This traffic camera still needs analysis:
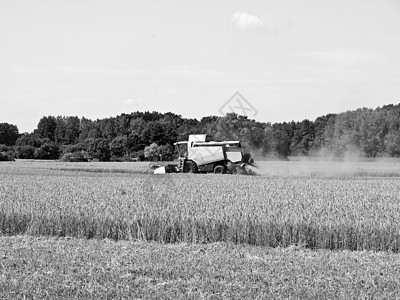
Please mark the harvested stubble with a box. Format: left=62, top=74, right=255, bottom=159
left=1, top=171, right=400, bottom=251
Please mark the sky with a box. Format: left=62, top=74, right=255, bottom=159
left=1, top=0, right=400, bottom=133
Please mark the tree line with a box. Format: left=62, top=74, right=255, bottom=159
left=1, top=103, right=400, bottom=161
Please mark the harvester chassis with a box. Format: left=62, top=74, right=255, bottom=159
left=181, top=159, right=255, bottom=175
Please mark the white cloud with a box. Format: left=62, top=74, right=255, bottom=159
left=294, top=48, right=396, bottom=83
left=297, top=48, right=388, bottom=66
left=123, top=98, right=143, bottom=106
left=165, top=64, right=222, bottom=80
left=53, top=66, right=109, bottom=74
left=230, top=11, right=291, bottom=33
left=230, top=11, right=264, bottom=31
left=264, top=17, right=292, bottom=33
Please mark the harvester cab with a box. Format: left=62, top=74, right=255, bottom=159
left=153, top=134, right=256, bottom=175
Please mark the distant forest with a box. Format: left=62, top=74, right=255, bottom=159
left=1, top=103, right=400, bottom=161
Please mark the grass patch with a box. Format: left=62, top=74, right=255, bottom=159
left=1, top=235, right=399, bottom=299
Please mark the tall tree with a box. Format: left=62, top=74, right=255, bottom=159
left=36, top=116, right=57, bottom=141
left=0, top=123, right=19, bottom=146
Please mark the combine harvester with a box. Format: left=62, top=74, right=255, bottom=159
left=153, top=134, right=257, bottom=175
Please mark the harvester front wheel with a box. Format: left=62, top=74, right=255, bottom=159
left=213, top=165, right=225, bottom=174
left=183, top=160, right=197, bottom=173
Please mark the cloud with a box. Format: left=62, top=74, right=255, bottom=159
left=53, top=66, right=106, bottom=73
left=230, top=11, right=292, bottom=33
left=230, top=11, right=265, bottom=31
left=264, top=17, right=292, bottom=33
left=294, top=48, right=396, bottom=82
left=297, top=48, right=388, bottom=66
left=165, top=64, right=222, bottom=80
left=123, top=99, right=143, bottom=106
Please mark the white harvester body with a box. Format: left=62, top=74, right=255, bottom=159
left=153, top=134, right=255, bottom=174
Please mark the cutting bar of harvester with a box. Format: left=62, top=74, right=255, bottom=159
left=152, top=162, right=258, bottom=175
left=151, top=164, right=178, bottom=174
left=227, top=162, right=258, bottom=175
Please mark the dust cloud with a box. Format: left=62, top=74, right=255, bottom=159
left=249, top=147, right=400, bottom=177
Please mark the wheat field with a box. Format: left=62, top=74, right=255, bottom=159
left=1, top=160, right=400, bottom=251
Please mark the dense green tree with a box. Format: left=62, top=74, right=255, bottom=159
left=36, top=116, right=57, bottom=141
left=144, top=142, right=161, bottom=161
left=87, top=138, right=111, bottom=161
left=0, top=151, right=14, bottom=161
left=9, top=103, right=400, bottom=160
left=271, top=124, right=291, bottom=158
left=290, top=120, right=315, bottom=156
left=126, top=132, right=145, bottom=152
left=15, top=133, right=43, bottom=148
left=110, top=136, right=127, bottom=158
left=63, top=116, right=80, bottom=144
left=78, top=117, right=94, bottom=141
left=14, top=145, right=35, bottom=159
left=0, top=123, right=19, bottom=146
left=33, top=141, right=60, bottom=160
left=144, top=143, right=174, bottom=161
